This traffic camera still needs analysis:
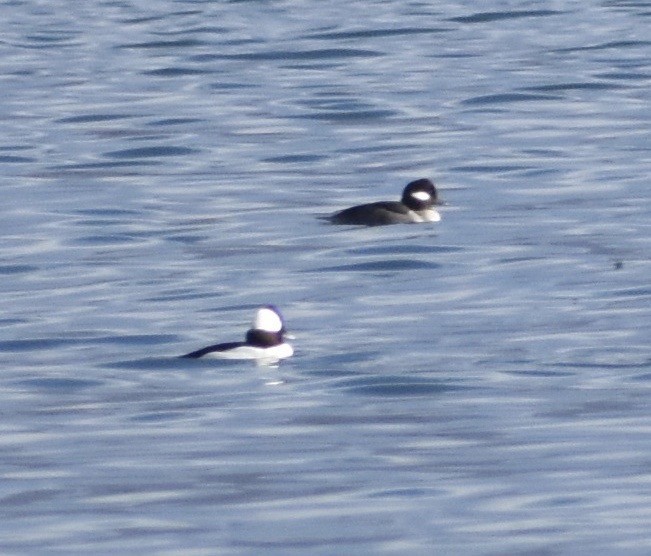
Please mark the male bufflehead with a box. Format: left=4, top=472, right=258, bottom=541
left=181, top=305, right=294, bottom=362
left=328, top=178, right=442, bottom=226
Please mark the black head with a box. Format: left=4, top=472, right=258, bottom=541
left=244, top=305, right=288, bottom=347
left=401, top=178, right=439, bottom=211
left=245, top=328, right=284, bottom=347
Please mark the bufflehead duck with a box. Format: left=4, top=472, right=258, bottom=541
left=328, top=178, right=442, bottom=226
left=181, top=305, right=294, bottom=362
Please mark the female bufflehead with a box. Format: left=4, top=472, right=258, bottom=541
left=182, top=305, right=294, bottom=362
left=328, top=178, right=442, bottom=226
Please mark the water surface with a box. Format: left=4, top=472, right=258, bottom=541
left=1, top=1, right=650, bottom=554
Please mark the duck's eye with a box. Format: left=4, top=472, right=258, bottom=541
left=411, top=191, right=431, bottom=202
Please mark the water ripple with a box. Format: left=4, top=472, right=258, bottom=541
left=302, top=27, right=450, bottom=40
left=336, top=375, right=467, bottom=397
left=450, top=10, right=562, bottom=23
left=103, top=146, right=200, bottom=159
left=313, top=259, right=440, bottom=272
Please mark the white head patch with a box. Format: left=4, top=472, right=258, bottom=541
left=253, top=307, right=283, bottom=332
left=411, top=190, right=431, bottom=202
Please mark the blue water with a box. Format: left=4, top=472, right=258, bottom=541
left=1, top=1, right=650, bottom=553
